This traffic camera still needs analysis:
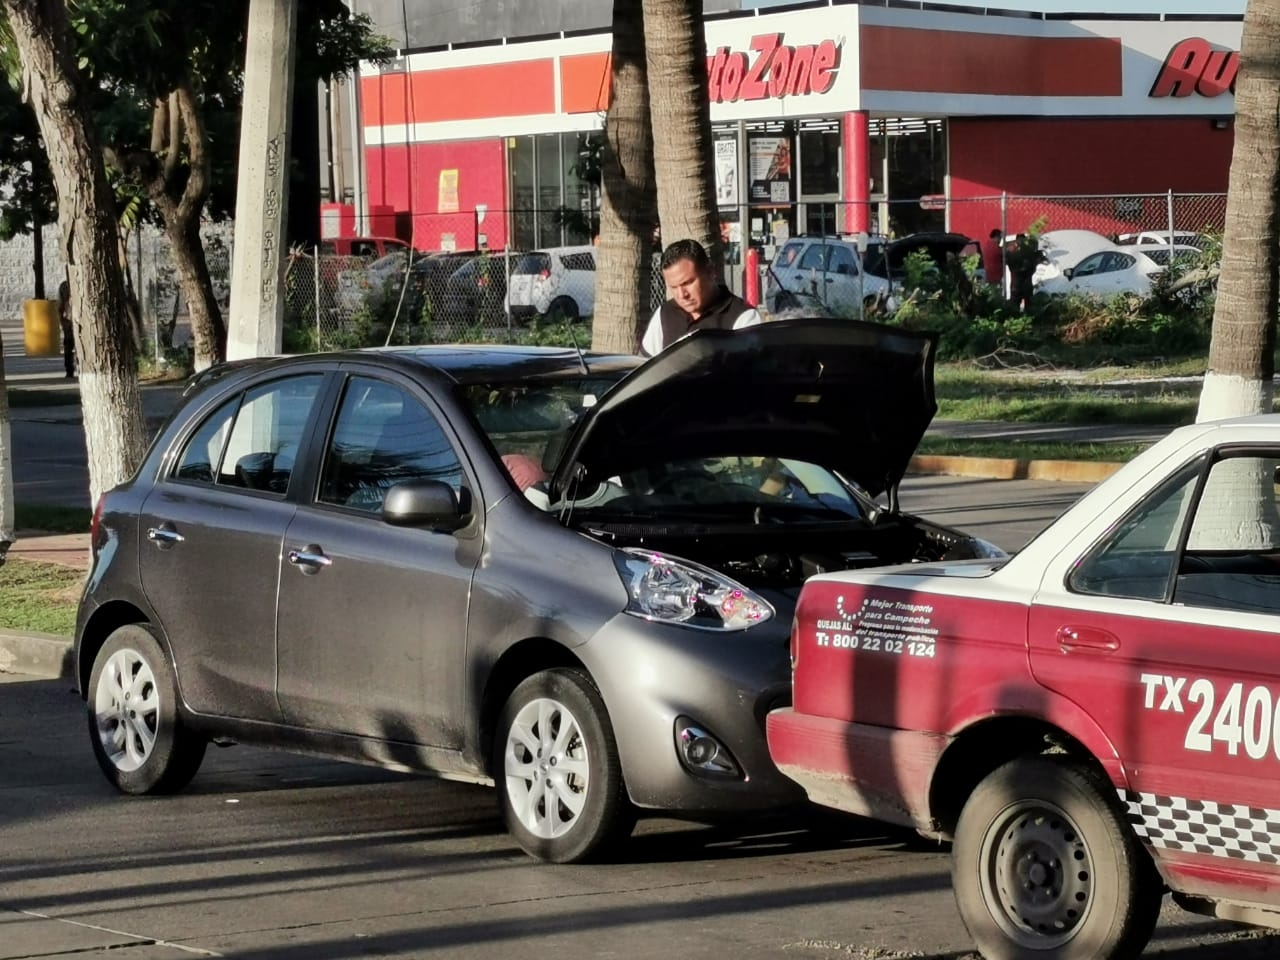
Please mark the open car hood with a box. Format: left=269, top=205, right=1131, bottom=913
left=549, top=317, right=937, bottom=500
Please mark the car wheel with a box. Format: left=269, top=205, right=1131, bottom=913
left=87, top=625, right=207, bottom=795
left=495, top=668, right=633, bottom=863
left=952, top=756, right=1162, bottom=960
left=543, top=296, right=580, bottom=324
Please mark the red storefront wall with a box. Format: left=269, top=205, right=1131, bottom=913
left=948, top=117, right=1233, bottom=240
left=366, top=140, right=509, bottom=252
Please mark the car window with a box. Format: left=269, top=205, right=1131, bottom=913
left=350, top=241, right=378, bottom=258
left=174, top=398, right=238, bottom=483
left=1174, top=455, right=1280, bottom=614
left=1104, top=253, right=1135, bottom=273
left=1072, top=253, right=1106, bottom=277
left=1143, top=248, right=1172, bottom=267
left=1069, top=457, right=1205, bottom=601
left=561, top=252, right=596, bottom=272
left=825, top=245, right=858, bottom=276
left=798, top=244, right=833, bottom=272
left=775, top=241, right=805, bottom=269
left=460, top=376, right=624, bottom=474
left=173, top=375, right=322, bottom=494
left=515, top=253, right=551, bottom=276
left=318, top=377, right=463, bottom=514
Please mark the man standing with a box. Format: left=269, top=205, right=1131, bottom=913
left=640, top=239, right=762, bottom=356
left=57, top=278, right=76, bottom=378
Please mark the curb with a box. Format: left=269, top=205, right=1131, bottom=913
left=910, top=454, right=1125, bottom=484
left=0, top=629, right=73, bottom=680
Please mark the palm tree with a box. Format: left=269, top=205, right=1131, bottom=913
left=1, top=0, right=147, bottom=506
left=1196, top=0, right=1280, bottom=423
left=592, top=0, right=658, bottom=354
left=641, top=0, right=719, bottom=263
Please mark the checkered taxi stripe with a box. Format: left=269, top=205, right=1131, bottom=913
left=1122, top=790, right=1280, bottom=864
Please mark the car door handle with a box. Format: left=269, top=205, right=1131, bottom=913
left=146, top=524, right=185, bottom=548
left=288, top=544, right=332, bottom=574
left=1056, top=625, right=1120, bottom=653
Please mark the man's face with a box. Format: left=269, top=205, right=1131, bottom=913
left=662, top=257, right=717, bottom=317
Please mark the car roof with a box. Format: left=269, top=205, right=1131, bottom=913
left=180, top=347, right=642, bottom=411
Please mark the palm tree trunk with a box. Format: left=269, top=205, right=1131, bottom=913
left=3, top=0, right=147, bottom=507
left=1197, top=0, right=1280, bottom=422
left=592, top=0, right=658, bottom=354
left=641, top=0, right=720, bottom=264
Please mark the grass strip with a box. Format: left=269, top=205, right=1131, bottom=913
left=0, top=558, right=81, bottom=636
left=915, top=436, right=1151, bottom=463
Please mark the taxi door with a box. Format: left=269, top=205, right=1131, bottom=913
left=1027, top=448, right=1280, bottom=903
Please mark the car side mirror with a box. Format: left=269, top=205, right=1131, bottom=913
left=382, top=479, right=471, bottom=531
left=1063, top=268, right=1074, bottom=280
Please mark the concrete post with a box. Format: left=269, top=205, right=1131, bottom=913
left=227, top=0, right=299, bottom=360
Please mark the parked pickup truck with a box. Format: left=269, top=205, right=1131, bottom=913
left=768, top=416, right=1280, bottom=960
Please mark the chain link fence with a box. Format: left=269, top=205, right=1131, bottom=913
left=283, top=214, right=668, bottom=349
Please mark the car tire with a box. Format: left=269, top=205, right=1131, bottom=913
left=952, top=755, right=1162, bottom=960
left=494, top=668, right=633, bottom=863
left=543, top=296, right=580, bottom=324
left=87, top=625, right=207, bottom=795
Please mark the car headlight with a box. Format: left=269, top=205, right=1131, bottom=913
left=613, top=548, right=774, bottom=631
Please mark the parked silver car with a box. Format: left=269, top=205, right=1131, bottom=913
left=74, top=318, right=999, bottom=862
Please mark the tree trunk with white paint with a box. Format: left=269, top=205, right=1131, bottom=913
left=3, top=0, right=147, bottom=507
left=592, top=0, right=658, bottom=354
left=1197, top=0, right=1280, bottom=423
left=642, top=0, right=720, bottom=264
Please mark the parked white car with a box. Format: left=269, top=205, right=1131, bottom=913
left=506, top=245, right=596, bottom=323
left=765, top=237, right=892, bottom=317
left=1037, top=242, right=1200, bottom=297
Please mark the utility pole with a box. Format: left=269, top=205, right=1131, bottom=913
left=227, top=0, right=299, bottom=360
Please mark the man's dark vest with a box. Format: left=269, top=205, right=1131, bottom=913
left=658, top=285, right=753, bottom=348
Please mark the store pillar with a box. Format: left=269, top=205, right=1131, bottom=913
left=843, top=111, right=870, bottom=235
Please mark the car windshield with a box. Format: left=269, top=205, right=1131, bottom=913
left=459, top=375, right=871, bottom=523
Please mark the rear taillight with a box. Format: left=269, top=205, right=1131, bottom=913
left=90, top=496, right=104, bottom=551
left=539, top=269, right=550, bottom=280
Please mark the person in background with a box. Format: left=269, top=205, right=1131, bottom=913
left=985, top=228, right=1005, bottom=290
left=640, top=239, right=762, bottom=357
left=57, top=278, right=76, bottom=379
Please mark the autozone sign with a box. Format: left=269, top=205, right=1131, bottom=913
left=1150, top=37, right=1238, bottom=98
left=707, top=33, right=841, bottom=103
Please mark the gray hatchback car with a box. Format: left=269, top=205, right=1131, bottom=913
left=75, top=317, right=999, bottom=862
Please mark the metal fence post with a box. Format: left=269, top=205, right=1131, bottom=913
left=313, top=245, right=321, bottom=350
left=1000, top=191, right=1010, bottom=300
left=1167, top=188, right=1176, bottom=247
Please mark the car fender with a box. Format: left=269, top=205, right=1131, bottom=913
left=941, top=678, right=1130, bottom=789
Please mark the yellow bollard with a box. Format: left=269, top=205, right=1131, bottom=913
left=22, top=299, right=61, bottom=358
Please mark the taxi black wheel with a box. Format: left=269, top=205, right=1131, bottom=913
left=87, top=625, right=207, bottom=795
left=952, top=755, right=1162, bottom=960
left=494, top=668, right=633, bottom=863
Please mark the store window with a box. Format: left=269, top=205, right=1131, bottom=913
left=508, top=132, right=601, bottom=251
left=869, top=118, right=948, bottom=237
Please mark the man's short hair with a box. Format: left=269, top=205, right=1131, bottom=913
left=660, top=238, right=712, bottom=272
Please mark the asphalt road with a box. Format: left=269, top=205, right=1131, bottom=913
left=3, top=673, right=1279, bottom=960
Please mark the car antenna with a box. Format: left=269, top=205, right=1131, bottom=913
left=563, top=316, right=589, bottom=374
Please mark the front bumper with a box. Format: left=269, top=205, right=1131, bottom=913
left=766, top=708, right=950, bottom=833
left=583, top=614, right=806, bottom=816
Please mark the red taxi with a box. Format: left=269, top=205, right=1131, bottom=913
left=768, top=415, right=1280, bottom=960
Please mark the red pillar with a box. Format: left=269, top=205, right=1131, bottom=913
left=843, top=111, right=870, bottom=235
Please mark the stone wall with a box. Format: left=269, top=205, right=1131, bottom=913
left=0, top=223, right=234, bottom=333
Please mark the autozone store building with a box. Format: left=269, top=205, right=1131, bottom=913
left=354, top=3, right=1241, bottom=259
